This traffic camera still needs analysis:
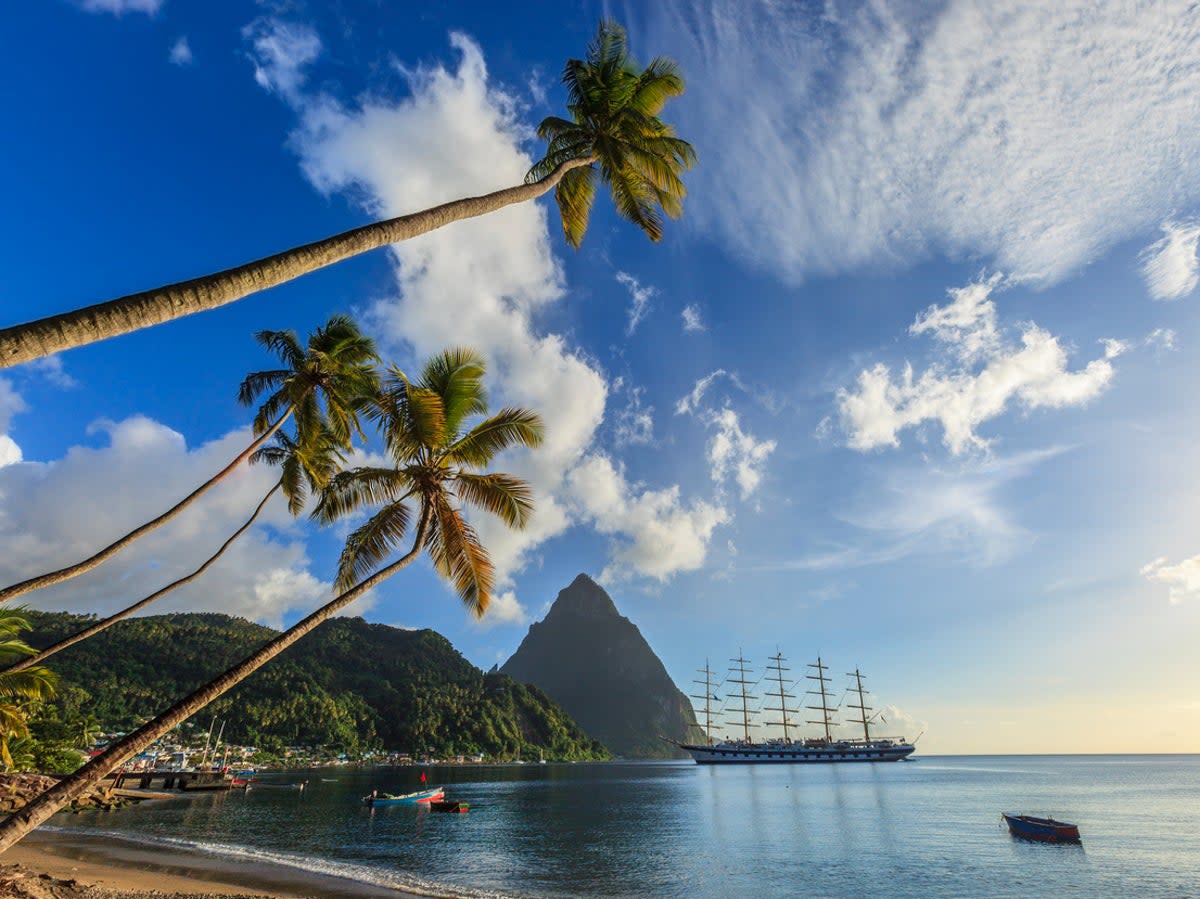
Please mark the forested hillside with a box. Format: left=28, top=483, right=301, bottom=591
left=25, top=611, right=609, bottom=761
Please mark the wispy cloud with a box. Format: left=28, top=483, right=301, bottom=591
left=76, top=0, right=162, bottom=15
left=169, top=36, right=193, bottom=66
left=837, top=276, right=1121, bottom=454
left=681, top=304, right=705, bottom=332
left=243, top=18, right=321, bottom=102
left=1141, top=555, right=1200, bottom=604
left=615, top=271, right=655, bottom=336
left=1140, top=221, right=1200, bottom=301
left=639, top=1, right=1200, bottom=286
left=675, top=371, right=775, bottom=499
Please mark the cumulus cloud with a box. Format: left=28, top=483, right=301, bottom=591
left=76, top=0, right=161, bottom=15
left=246, top=25, right=738, bottom=595
left=474, top=589, right=529, bottom=629
left=838, top=277, right=1120, bottom=454
left=675, top=371, right=775, bottom=498
left=615, top=271, right=655, bottom=336
left=1141, top=555, right=1200, bottom=604
left=0, top=417, right=334, bottom=628
left=567, top=454, right=728, bottom=583
left=1140, top=221, right=1200, bottom=300
left=169, top=37, right=193, bottom=66
left=637, top=1, right=1200, bottom=286
left=681, top=304, right=705, bottom=332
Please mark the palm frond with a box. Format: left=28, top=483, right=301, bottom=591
left=335, top=502, right=412, bottom=592
left=453, top=472, right=535, bottom=529
left=314, top=467, right=411, bottom=525
left=426, top=496, right=493, bottom=618
left=419, top=348, right=487, bottom=438
left=444, top=407, right=545, bottom=467
left=555, top=164, right=598, bottom=249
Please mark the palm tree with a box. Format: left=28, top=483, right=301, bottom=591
left=0, top=608, right=57, bottom=771
left=0, top=347, right=541, bottom=851
left=526, top=19, right=696, bottom=249
left=1, top=426, right=346, bottom=675
left=0, top=315, right=378, bottom=605
left=0, top=21, right=693, bottom=369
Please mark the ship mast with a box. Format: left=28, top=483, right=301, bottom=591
left=762, top=650, right=798, bottom=743
left=845, top=668, right=873, bottom=743
left=690, top=660, right=721, bottom=745
left=804, top=656, right=837, bottom=742
left=726, top=651, right=759, bottom=743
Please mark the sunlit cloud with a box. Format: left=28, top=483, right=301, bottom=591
left=838, top=277, right=1121, bottom=454
left=1141, top=555, right=1200, bottom=604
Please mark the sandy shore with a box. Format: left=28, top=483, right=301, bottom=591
left=0, top=829, right=422, bottom=898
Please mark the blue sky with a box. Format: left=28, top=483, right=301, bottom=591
left=3, top=0, right=1199, bottom=754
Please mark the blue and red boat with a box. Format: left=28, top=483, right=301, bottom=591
left=1002, top=813, right=1081, bottom=843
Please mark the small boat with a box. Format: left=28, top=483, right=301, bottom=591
left=1002, top=813, right=1081, bottom=843
left=364, top=787, right=445, bottom=807
left=430, top=798, right=469, bottom=813
left=244, top=779, right=307, bottom=792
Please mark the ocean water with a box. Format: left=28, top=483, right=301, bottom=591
left=47, top=756, right=1200, bottom=898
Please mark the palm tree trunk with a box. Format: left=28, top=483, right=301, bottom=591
left=2, top=482, right=282, bottom=675
left=0, top=511, right=430, bottom=853
left=0, top=157, right=596, bottom=369
left=0, top=410, right=292, bottom=605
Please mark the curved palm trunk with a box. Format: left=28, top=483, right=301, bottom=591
left=0, top=513, right=430, bottom=853
left=0, top=410, right=292, bottom=605
left=2, top=483, right=282, bottom=676
left=0, top=158, right=595, bottom=369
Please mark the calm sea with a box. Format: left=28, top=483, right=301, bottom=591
left=44, top=756, right=1200, bottom=898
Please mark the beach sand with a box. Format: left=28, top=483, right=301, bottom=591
left=0, top=830, right=422, bottom=898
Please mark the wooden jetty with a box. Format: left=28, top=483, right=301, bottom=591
left=106, top=769, right=234, bottom=792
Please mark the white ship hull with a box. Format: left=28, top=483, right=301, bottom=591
left=679, top=740, right=915, bottom=764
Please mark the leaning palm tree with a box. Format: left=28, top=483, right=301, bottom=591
left=0, top=347, right=541, bottom=851
left=1, top=426, right=346, bottom=675
left=0, top=20, right=693, bottom=369
left=0, top=608, right=57, bottom=771
left=0, top=315, right=378, bottom=605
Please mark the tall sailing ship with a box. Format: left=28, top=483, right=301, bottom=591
left=674, top=652, right=917, bottom=764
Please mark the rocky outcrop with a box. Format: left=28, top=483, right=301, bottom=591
left=501, top=574, right=703, bottom=758
left=0, top=773, right=123, bottom=815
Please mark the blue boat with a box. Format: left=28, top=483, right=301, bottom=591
left=364, top=787, right=444, bottom=807
left=1002, top=813, right=1081, bottom=843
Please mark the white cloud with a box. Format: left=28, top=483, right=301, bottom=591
left=169, top=37, right=193, bottom=66
left=838, top=277, right=1120, bottom=454
left=1145, top=328, right=1177, bottom=350
left=615, top=271, right=656, bottom=336
left=639, top=1, right=1200, bottom=286
left=1140, top=221, right=1200, bottom=300
left=613, top=385, right=655, bottom=448
left=244, top=18, right=321, bottom=102
left=567, top=454, right=728, bottom=583
left=0, top=417, right=333, bottom=628
left=675, top=369, right=726, bottom=415
left=681, top=304, right=705, bottom=332
left=703, top=407, right=775, bottom=499
left=1141, top=555, right=1200, bottom=604
left=248, top=26, right=734, bottom=594
left=475, top=589, right=529, bottom=628
left=0, top=379, right=27, bottom=468
left=76, top=0, right=161, bottom=15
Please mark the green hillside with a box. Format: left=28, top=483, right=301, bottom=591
left=25, top=611, right=609, bottom=761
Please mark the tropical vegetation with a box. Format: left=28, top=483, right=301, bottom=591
left=23, top=610, right=609, bottom=761
left=0, top=608, right=58, bottom=771
left=0, top=20, right=693, bottom=368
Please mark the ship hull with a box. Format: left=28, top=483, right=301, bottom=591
left=678, top=741, right=915, bottom=764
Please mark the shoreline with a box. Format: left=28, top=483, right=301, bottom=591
left=0, top=828, right=424, bottom=899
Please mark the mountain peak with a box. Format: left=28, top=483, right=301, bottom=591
left=546, top=573, right=621, bottom=622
